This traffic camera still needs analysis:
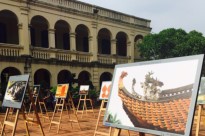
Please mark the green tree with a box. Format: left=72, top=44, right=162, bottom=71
left=138, top=28, right=205, bottom=60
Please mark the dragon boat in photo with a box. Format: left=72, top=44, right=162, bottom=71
left=118, top=71, right=193, bottom=134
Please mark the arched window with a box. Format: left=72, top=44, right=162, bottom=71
left=30, top=16, right=49, bottom=48
left=75, top=24, right=89, bottom=52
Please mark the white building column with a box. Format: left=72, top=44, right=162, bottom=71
left=111, top=39, right=117, bottom=63
left=129, top=32, right=135, bottom=62
left=70, top=32, right=76, bottom=51
left=19, top=7, right=30, bottom=55
left=90, top=21, right=98, bottom=62
left=127, top=41, right=132, bottom=63
left=48, top=29, right=55, bottom=49
left=111, top=39, right=117, bottom=55
left=70, top=32, right=76, bottom=61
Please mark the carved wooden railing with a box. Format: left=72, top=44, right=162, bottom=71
left=0, top=43, right=22, bottom=57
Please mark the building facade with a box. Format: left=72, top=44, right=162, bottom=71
left=0, top=0, right=151, bottom=92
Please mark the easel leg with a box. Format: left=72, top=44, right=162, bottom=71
left=83, top=98, right=87, bottom=117
left=113, top=128, right=121, bottom=136
left=21, top=106, right=30, bottom=136
left=89, top=99, right=95, bottom=118
left=139, top=132, right=145, bottom=136
left=69, top=95, right=76, bottom=114
left=57, top=100, right=64, bottom=133
left=94, top=100, right=104, bottom=135
left=127, top=130, right=130, bottom=136
left=75, top=114, right=81, bottom=130
left=76, top=96, right=81, bottom=116
left=12, top=109, right=20, bottom=136
left=1, top=108, right=10, bottom=136
left=81, top=97, right=86, bottom=118
left=195, top=104, right=202, bottom=136
left=49, top=102, right=57, bottom=131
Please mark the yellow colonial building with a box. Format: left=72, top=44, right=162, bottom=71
left=0, top=0, right=151, bottom=91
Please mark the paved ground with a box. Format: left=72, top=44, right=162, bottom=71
left=0, top=108, right=205, bottom=136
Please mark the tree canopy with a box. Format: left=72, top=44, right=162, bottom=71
left=138, top=28, right=205, bottom=60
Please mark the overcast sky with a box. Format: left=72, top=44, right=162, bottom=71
left=78, top=0, right=205, bottom=35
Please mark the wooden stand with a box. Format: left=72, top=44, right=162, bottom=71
left=38, top=100, right=50, bottom=122
left=195, top=104, right=204, bottom=136
left=0, top=120, right=6, bottom=135
left=76, top=94, right=95, bottom=118
left=1, top=87, right=45, bottom=136
left=49, top=97, right=81, bottom=133
left=65, top=92, right=76, bottom=114
left=28, top=95, right=38, bottom=115
left=94, top=100, right=111, bottom=136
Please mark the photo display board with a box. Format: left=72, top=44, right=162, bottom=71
left=99, top=81, right=112, bottom=100
left=55, top=84, right=69, bottom=98
left=32, top=85, right=40, bottom=98
left=197, top=77, right=205, bottom=104
left=2, top=75, right=30, bottom=109
left=79, top=85, right=89, bottom=95
left=103, top=54, right=204, bottom=136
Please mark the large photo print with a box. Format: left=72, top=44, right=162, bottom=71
left=103, top=55, right=204, bottom=136
left=2, top=75, right=30, bottom=109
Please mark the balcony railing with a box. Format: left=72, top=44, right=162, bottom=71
left=116, top=56, right=130, bottom=64
left=56, top=50, right=72, bottom=61
left=36, top=0, right=150, bottom=27
left=1, top=45, right=130, bottom=64
left=31, top=47, right=93, bottom=63
left=98, top=54, right=113, bottom=64
left=0, top=43, right=22, bottom=57
left=31, top=47, right=50, bottom=59
left=76, top=52, right=92, bottom=63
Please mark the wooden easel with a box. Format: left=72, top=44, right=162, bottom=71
left=113, top=128, right=143, bottom=136
left=65, top=92, right=76, bottom=114
left=28, top=86, right=50, bottom=123
left=1, top=86, right=45, bottom=136
left=0, top=121, right=5, bottom=136
left=49, top=97, right=81, bottom=133
left=28, top=94, right=38, bottom=115
left=49, top=98, right=64, bottom=133
left=76, top=94, right=95, bottom=118
left=94, top=100, right=111, bottom=136
left=195, top=104, right=204, bottom=136
left=38, top=100, right=50, bottom=122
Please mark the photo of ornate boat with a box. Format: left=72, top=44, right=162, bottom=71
left=118, top=71, right=193, bottom=134
left=104, top=55, right=203, bottom=136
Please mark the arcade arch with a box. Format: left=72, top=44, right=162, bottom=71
left=30, top=16, right=49, bottom=48
left=116, top=32, right=128, bottom=56
left=98, top=28, right=111, bottom=55
left=0, top=10, right=18, bottom=44
left=55, top=20, right=70, bottom=50
left=34, top=69, right=51, bottom=89
left=75, top=24, right=89, bottom=52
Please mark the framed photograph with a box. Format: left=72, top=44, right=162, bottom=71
left=55, top=84, right=69, bottom=98
left=32, top=85, right=40, bottom=98
left=197, top=77, right=205, bottom=104
left=103, top=54, right=204, bottom=136
left=2, top=75, right=30, bottom=109
left=79, top=85, right=89, bottom=95
left=99, top=81, right=112, bottom=100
